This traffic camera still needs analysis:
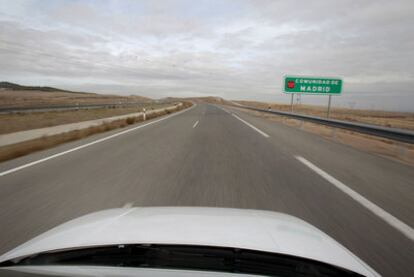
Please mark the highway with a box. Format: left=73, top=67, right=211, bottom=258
left=0, top=103, right=413, bottom=276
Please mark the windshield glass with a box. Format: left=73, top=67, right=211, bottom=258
left=1, top=244, right=363, bottom=277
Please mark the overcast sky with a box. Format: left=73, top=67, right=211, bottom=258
left=1, top=0, right=413, bottom=111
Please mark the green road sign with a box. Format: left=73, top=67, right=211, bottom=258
left=284, top=76, right=342, bottom=95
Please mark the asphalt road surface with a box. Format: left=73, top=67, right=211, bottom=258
left=0, top=103, right=413, bottom=276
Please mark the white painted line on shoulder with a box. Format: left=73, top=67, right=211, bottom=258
left=193, top=120, right=199, bottom=128
left=296, top=155, right=414, bottom=241
left=232, top=114, right=270, bottom=138
left=0, top=104, right=196, bottom=177
left=215, top=105, right=231, bottom=114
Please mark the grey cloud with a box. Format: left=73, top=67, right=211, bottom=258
left=0, top=0, right=413, bottom=111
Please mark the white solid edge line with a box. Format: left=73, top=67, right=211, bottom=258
left=296, top=155, right=414, bottom=241
left=215, top=105, right=231, bottom=114
left=232, top=113, right=270, bottom=138
left=193, top=120, right=199, bottom=128
left=0, top=104, right=196, bottom=177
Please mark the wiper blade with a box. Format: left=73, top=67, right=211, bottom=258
left=1, top=244, right=363, bottom=277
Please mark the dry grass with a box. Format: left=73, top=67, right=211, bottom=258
left=0, top=89, right=151, bottom=108
left=0, top=102, right=192, bottom=162
left=0, top=104, right=173, bottom=135
left=236, top=100, right=414, bottom=131
left=0, top=119, right=127, bottom=162
left=235, top=107, right=414, bottom=166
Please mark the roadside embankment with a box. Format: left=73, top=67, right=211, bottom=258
left=235, top=100, right=414, bottom=131
left=229, top=105, right=414, bottom=166
left=0, top=102, right=192, bottom=162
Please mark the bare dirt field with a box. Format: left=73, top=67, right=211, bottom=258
left=0, top=87, right=167, bottom=134
left=0, top=89, right=151, bottom=108
left=235, top=100, right=414, bottom=131
left=0, top=104, right=171, bottom=135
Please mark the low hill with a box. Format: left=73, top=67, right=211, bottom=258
left=0, top=82, right=152, bottom=108
left=0, top=82, right=80, bottom=93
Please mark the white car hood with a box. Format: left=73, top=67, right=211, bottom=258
left=0, top=207, right=378, bottom=276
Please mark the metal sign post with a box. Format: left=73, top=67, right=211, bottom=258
left=290, top=94, right=294, bottom=112
left=327, top=95, right=332, bottom=118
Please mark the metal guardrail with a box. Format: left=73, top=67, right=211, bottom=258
left=232, top=104, right=414, bottom=144
left=0, top=102, right=175, bottom=114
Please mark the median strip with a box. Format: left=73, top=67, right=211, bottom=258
left=0, top=103, right=195, bottom=177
